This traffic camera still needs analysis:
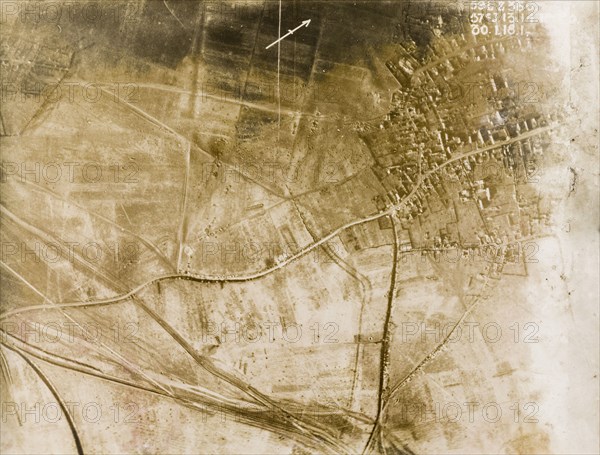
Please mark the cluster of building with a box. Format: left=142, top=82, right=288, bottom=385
left=366, top=16, right=560, bottom=255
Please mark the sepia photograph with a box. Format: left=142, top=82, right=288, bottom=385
left=0, top=1, right=598, bottom=453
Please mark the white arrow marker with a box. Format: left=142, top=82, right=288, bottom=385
left=266, top=19, right=311, bottom=49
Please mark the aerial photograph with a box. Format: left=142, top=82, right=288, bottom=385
left=0, top=0, right=598, bottom=453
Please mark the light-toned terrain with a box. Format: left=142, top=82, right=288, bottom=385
left=1, top=1, right=598, bottom=454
